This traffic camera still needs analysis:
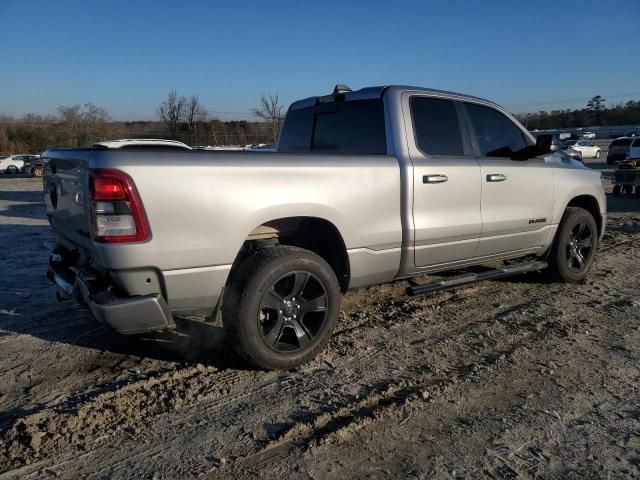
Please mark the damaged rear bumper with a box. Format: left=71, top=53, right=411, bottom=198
left=47, top=255, right=175, bottom=335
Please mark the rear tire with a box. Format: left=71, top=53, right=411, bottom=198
left=623, top=184, right=634, bottom=195
left=613, top=184, right=621, bottom=196
left=222, top=246, right=341, bottom=370
left=547, top=207, right=598, bottom=283
left=595, top=150, right=601, bottom=159
left=6, top=165, right=18, bottom=174
left=32, top=166, right=43, bottom=178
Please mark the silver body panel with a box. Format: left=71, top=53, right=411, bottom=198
left=43, top=85, right=606, bottom=314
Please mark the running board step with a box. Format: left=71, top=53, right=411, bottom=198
left=406, top=260, right=548, bottom=296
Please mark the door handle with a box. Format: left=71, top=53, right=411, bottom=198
left=423, top=174, right=448, bottom=184
left=486, top=174, right=507, bottom=182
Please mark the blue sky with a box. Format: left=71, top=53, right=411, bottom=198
left=1, top=0, right=639, bottom=120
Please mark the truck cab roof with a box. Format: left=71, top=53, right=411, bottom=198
left=288, top=85, right=497, bottom=111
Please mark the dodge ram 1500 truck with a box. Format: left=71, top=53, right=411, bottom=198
left=44, top=85, right=606, bottom=370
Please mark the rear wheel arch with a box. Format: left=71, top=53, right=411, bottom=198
left=231, top=216, right=350, bottom=292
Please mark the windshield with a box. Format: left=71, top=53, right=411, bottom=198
left=611, top=139, right=632, bottom=147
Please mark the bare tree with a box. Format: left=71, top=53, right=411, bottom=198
left=252, top=93, right=284, bottom=144
left=183, top=95, right=207, bottom=144
left=157, top=90, right=186, bottom=138
left=57, top=103, right=110, bottom=146
left=57, top=105, right=83, bottom=146
left=80, top=103, right=110, bottom=144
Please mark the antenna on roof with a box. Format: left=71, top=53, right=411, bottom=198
left=333, top=84, right=352, bottom=95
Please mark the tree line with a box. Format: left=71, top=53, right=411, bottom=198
left=516, top=96, right=640, bottom=130
left=4, top=93, right=639, bottom=155
left=0, top=91, right=285, bottom=154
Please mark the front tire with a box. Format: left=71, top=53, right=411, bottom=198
left=547, top=207, right=598, bottom=283
left=222, top=246, right=341, bottom=370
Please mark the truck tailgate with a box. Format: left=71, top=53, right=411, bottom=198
left=43, top=150, right=94, bottom=253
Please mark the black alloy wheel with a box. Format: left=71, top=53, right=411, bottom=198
left=566, top=221, right=594, bottom=273
left=258, top=271, right=328, bottom=352
left=222, top=245, right=341, bottom=370
left=547, top=207, right=598, bottom=283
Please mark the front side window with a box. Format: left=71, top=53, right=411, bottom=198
left=411, top=97, right=464, bottom=156
left=465, top=102, right=528, bottom=157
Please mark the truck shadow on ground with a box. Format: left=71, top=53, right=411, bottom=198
left=0, top=198, right=48, bottom=221
left=0, top=302, right=249, bottom=371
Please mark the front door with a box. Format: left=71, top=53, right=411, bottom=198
left=405, top=94, right=482, bottom=267
left=462, top=101, right=555, bottom=256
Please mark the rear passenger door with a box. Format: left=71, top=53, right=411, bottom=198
left=405, top=94, right=482, bottom=267
left=462, top=101, right=555, bottom=256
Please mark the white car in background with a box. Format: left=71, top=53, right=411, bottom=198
left=0, top=154, right=27, bottom=174
left=581, top=131, right=596, bottom=139
left=564, top=140, right=602, bottom=159
left=93, top=139, right=192, bottom=150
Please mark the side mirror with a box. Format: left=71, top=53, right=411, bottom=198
left=511, top=134, right=554, bottom=161
left=535, top=134, right=553, bottom=155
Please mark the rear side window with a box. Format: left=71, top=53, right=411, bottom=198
left=411, top=97, right=464, bottom=156
left=632, top=139, right=640, bottom=147
left=465, top=103, right=527, bottom=157
left=278, top=99, right=386, bottom=155
left=611, top=139, right=632, bottom=147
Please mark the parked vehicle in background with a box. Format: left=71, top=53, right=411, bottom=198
left=44, top=84, right=606, bottom=370
left=244, top=144, right=277, bottom=152
left=564, top=140, right=601, bottom=159
left=20, top=155, right=44, bottom=177
left=612, top=159, right=640, bottom=196
left=93, top=139, right=192, bottom=150
left=607, top=137, right=636, bottom=164
left=580, top=131, right=596, bottom=139
left=533, top=134, right=582, bottom=162
left=0, top=154, right=28, bottom=174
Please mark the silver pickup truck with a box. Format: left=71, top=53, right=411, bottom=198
left=44, top=85, right=606, bottom=370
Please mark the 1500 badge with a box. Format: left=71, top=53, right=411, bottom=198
left=528, top=218, right=546, bottom=224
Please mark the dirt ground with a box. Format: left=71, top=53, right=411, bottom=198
left=0, top=159, right=639, bottom=479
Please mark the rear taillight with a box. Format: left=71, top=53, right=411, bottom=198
left=89, top=169, right=150, bottom=243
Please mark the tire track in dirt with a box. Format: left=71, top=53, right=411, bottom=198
left=232, top=305, right=574, bottom=472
